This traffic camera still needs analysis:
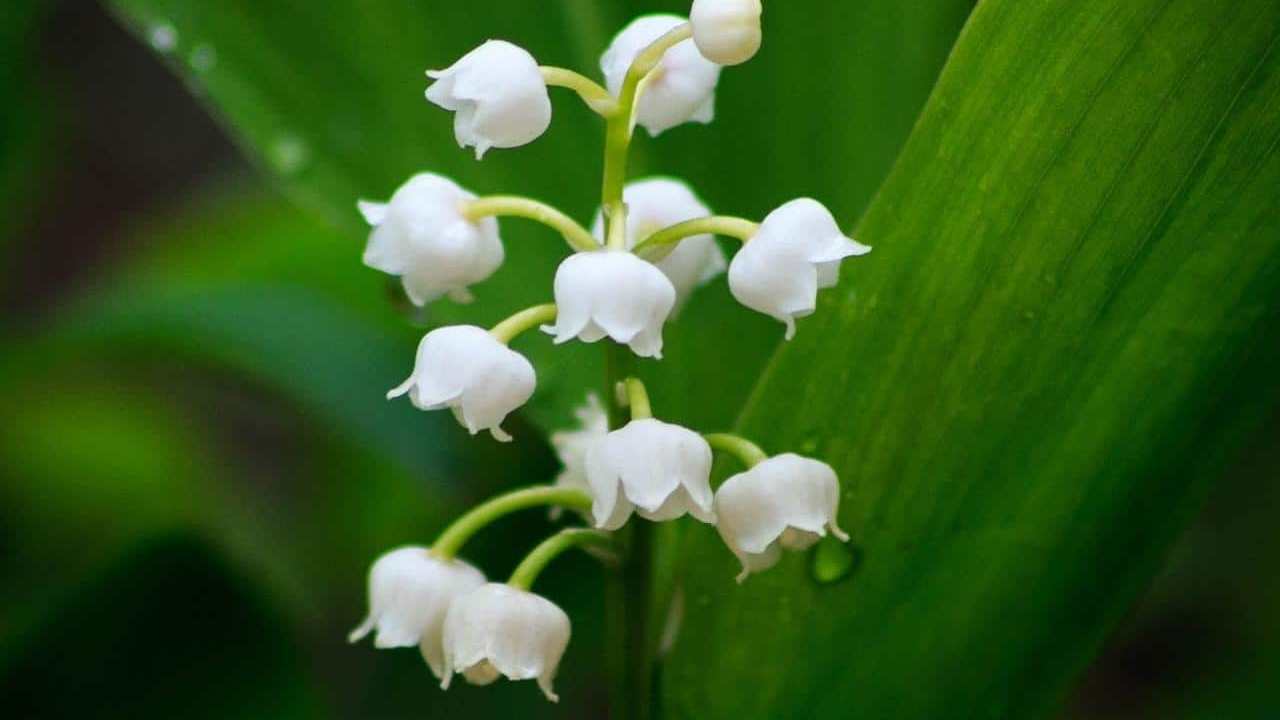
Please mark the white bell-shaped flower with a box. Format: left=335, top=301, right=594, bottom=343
left=714, top=454, right=849, bottom=582
left=691, top=0, right=763, bottom=65
left=590, top=178, right=726, bottom=311
left=601, top=14, right=722, bottom=136
left=349, top=546, right=486, bottom=678
left=359, top=173, right=504, bottom=306
left=585, top=418, right=715, bottom=530
left=426, top=40, right=552, bottom=158
left=551, top=393, right=610, bottom=499
left=544, top=251, right=676, bottom=358
left=388, top=325, right=535, bottom=442
left=727, top=198, right=871, bottom=339
left=441, top=583, right=571, bottom=702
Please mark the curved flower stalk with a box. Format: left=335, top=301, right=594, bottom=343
left=602, top=14, right=722, bottom=136
left=358, top=173, right=503, bottom=305
left=591, top=178, right=727, bottom=311
left=426, top=40, right=552, bottom=158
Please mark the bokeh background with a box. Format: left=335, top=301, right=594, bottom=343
left=1, top=1, right=1277, bottom=718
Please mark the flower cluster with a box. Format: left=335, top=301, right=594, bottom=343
left=350, top=1, right=867, bottom=703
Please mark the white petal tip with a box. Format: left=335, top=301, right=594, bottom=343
left=347, top=620, right=372, bottom=644
left=386, top=380, right=413, bottom=400
left=490, top=427, right=514, bottom=443
left=783, top=320, right=796, bottom=341
left=831, top=526, right=851, bottom=542
left=734, top=568, right=749, bottom=584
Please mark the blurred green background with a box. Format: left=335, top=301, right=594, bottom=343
left=1, top=1, right=1277, bottom=718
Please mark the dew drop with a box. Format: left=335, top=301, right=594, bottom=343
left=189, top=44, right=217, bottom=72
left=810, top=535, right=859, bottom=585
left=149, top=23, right=178, bottom=53
left=270, top=136, right=310, bottom=175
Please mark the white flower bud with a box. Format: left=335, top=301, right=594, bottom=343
left=591, top=178, right=726, bottom=312
left=691, top=0, right=763, bottom=65
left=426, top=40, right=552, bottom=158
left=727, top=198, right=871, bottom=339
left=544, top=251, right=676, bottom=358
left=586, top=418, right=715, bottom=529
left=349, top=547, right=485, bottom=679
left=388, top=325, right=535, bottom=442
left=601, top=15, right=722, bottom=136
left=714, top=454, right=849, bottom=582
left=358, top=173, right=504, bottom=306
left=441, top=583, right=571, bottom=702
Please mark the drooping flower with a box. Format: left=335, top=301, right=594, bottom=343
left=544, top=251, right=676, bottom=358
left=690, top=0, right=763, bottom=65
left=550, top=393, right=610, bottom=503
left=441, top=583, right=571, bottom=702
left=585, top=418, right=715, bottom=530
left=714, top=453, right=849, bottom=582
left=601, top=14, right=722, bottom=136
left=590, top=178, right=726, bottom=311
left=358, top=173, right=504, bottom=306
left=349, top=546, right=486, bottom=679
left=388, top=325, right=535, bottom=442
left=425, top=40, right=552, bottom=158
left=727, top=198, right=871, bottom=339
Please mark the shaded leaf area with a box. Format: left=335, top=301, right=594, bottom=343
left=666, top=0, right=1280, bottom=717
left=1062, top=409, right=1280, bottom=719
left=0, top=0, right=54, bottom=248
left=103, top=0, right=974, bottom=432
left=0, top=534, right=323, bottom=719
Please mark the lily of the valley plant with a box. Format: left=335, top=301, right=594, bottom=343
left=350, top=0, right=868, bottom=709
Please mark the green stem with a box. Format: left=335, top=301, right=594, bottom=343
left=601, top=22, right=694, bottom=250
left=508, top=529, right=617, bottom=590
left=632, top=216, right=760, bottom=257
left=431, top=486, right=592, bottom=560
left=622, top=377, right=653, bottom=420
left=541, top=66, right=619, bottom=117
left=704, top=433, right=769, bottom=468
left=490, top=303, right=557, bottom=344
left=604, top=345, right=655, bottom=720
left=463, top=195, right=599, bottom=252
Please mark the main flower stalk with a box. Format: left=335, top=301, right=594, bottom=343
left=602, top=23, right=695, bottom=249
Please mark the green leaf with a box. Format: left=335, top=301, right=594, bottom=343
left=664, top=0, right=1280, bottom=717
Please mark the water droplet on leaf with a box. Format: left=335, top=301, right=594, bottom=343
left=149, top=23, right=178, bottom=53
left=810, top=535, right=859, bottom=585
left=270, top=136, right=309, bottom=174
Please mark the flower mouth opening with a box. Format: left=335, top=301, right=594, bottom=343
left=462, top=660, right=502, bottom=686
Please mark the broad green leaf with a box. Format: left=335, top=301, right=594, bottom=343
left=102, top=0, right=974, bottom=432
left=665, top=0, right=1280, bottom=717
